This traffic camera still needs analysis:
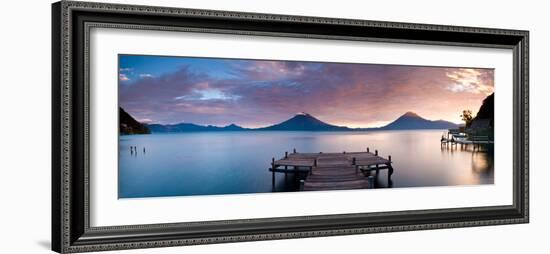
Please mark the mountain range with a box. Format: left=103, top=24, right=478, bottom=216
left=147, top=123, right=247, bottom=133
left=142, top=111, right=458, bottom=133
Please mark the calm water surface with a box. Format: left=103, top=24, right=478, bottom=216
left=119, top=130, right=493, bottom=198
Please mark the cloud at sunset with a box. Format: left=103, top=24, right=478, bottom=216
left=119, top=73, right=130, bottom=81
left=119, top=55, right=494, bottom=128
left=445, top=68, right=494, bottom=95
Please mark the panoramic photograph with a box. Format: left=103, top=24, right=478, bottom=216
left=118, top=54, right=495, bottom=198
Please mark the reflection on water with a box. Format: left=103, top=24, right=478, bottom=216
left=119, top=130, right=494, bottom=198
left=471, top=152, right=493, bottom=173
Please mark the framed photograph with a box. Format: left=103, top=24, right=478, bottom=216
left=52, top=1, right=529, bottom=253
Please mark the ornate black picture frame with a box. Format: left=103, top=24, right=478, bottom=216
left=52, top=1, right=529, bottom=253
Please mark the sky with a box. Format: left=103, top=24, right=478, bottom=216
left=119, top=55, right=494, bottom=128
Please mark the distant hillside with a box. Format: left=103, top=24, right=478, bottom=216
left=472, top=93, right=494, bottom=126
left=381, top=112, right=459, bottom=130
left=468, top=93, right=494, bottom=131
left=258, top=112, right=350, bottom=131
left=119, top=107, right=151, bottom=135
left=147, top=123, right=246, bottom=133
left=145, top=111, right=458, bottom=133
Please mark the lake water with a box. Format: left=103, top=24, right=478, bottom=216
left=119, top=130, right=494, bottom=198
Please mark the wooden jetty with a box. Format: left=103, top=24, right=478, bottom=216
left=441, top=129, right=493, bottom=151
left=269, top=148, right=393, bottom=191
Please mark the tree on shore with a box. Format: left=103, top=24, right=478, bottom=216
left=460, top=110, right=473, bottom=127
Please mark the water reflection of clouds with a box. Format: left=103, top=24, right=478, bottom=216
left=440, top=146, right=493, bottom=169
left=439, top=144, right=494, bottom=185
left=471, top=152, right=493, bottom=174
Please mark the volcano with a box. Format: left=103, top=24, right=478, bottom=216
left=381, top=111, right=458, bottom=130
left=259, top=112, right=350, bottom=131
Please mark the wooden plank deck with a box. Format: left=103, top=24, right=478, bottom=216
left=304, top=155, right=369, bottom=191
left=269, top=150, right=393, bottom=191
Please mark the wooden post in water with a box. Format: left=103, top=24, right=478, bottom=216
left=367, top=176, right=375, bottom=189
left=353, top=157, right=357, bottom=173
left=293, top=148, right=296, bottom=154
left=367, top=147, right=370, bottom=153
left=387, top=155, right=393, bottom=183
left=375, top=151, right=380, bottom=174
left=271, top=157, right=275, bottom=188
left=285, top=151, right=288, bottom=158
left=284, top=165, right=288, bottom=177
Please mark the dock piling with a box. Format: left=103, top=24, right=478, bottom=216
left=375, top=150, right=378, bottom=156
left=388, top=165, right=394, bottom=183
left=367, top=147, right=370, bottom=153
left=271, top=157, right=275, bottom=187
left=367, top=176, right=375, bottom=189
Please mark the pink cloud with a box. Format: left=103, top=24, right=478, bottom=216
left=445, top=68, right=494, bottom=95
left=119, top=73, right=130, bottom=81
